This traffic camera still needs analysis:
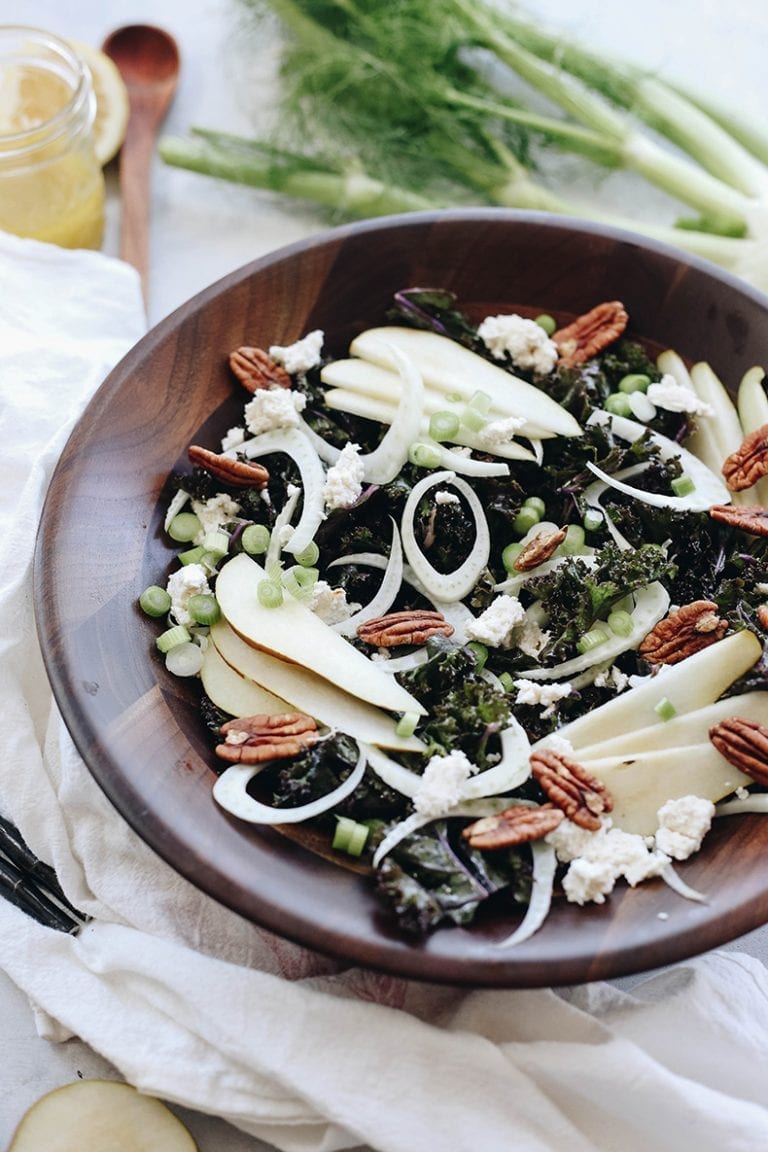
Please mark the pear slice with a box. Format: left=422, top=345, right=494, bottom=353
left=349, top=326, right=582, bottom=439
left=551, top=630, right=762, bottom=752
left=215, top=553, right=426, bottom=718
left=200, top=639, right=288, bottom=716
left=8, top=1080, right=197, bottom=1152
left=211, top=620, right=425, bottom=752
left=579, top=744, right=751, bottom=836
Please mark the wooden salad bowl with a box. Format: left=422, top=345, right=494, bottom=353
left=34, top=209, right=768, bottom=987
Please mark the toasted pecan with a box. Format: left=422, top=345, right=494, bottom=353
left=215, top=713, right=318, bottom=765
left=709, top=717, right=768, bottom=786
left=462, top=804, right=564, bottom=850
left=357, top=609, right=454, bottom=647
left=188, top=444, right=270, bottom=489
left=530, top=748, right=613, bottom=831
left=721, top=423, right=768, bottom=492
left=638, top=600, right=728, bottom=665
left=514, top=526, right=567, bottom=572
left=229, top=346, right=292, bottom=392
left=552, top=301, right=629, bottom=369
left=709, top=504, right=768, bottom=537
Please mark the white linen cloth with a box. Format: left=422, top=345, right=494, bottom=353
left=2, top=229, right=768, bottom=1152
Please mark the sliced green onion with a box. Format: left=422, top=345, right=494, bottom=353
left=607, top=609, right=634, bottom=637
left=469, top=389, right=492, bottom=414
left=562, top=524, right=586, bottom=554
left=202, top=530, right=230, bottom=559
left=576, top=626, right=610, bottom=655
left=165, top=641, right=204, bottom=677
left=178, top=545, right=206, bottom=566
left=583, top=508, right=604, bottom=533
left=467, top=641, right=488, bottom=671
left=501, top=542, right=523, bottom=572
left=199, top=551, right=224, bottom=572
left=604, top=392, right=632, bottom=418
left=241, top=523, right=270, bottom=555
left=523, top=496, right=546, bottom=517
left=395, top=711, right=420, bottom=738
left=618, top=373, right=651, bottom=394
left=535, top=313, right=556, bottom=336
left=167, top=512, right=201, bottom=543
left=499, top=671, right=515, bottom=693
left=332, top=815, right=370, bottom=856
left=513, top=506, right=541, bottom=535
left=408, top=440, right=442, bottom=468
left=460, top=406, right=488, bottom=433
left=446, top=391, right=463, bottom=404
left=139, top=585, right=172, bottom=618
left=187, top=593, right=221, bottom=626
left=671, top=473, right=696, bottom=497
left=654, top=696, right=678, bottom=722
left=429, top=410, right=461, bottom=441
left=257, top=579, right=283, bottom=608
left=156, top=624, right=192, bottom=653
left=293, top=540, right=320, bottom=567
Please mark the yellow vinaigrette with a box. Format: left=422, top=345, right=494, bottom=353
left=0, top=27, right=105, bottom=249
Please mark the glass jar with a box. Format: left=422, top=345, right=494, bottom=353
left=0, top=26, right=105, bottom=249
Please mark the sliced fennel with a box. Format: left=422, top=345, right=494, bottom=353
left=213, top=741, right=367, bottom=823
left=241, top=427, right=325, bottom=555
left=401, top=470, right=490, bottom=602
left=519, top=581, right=670, bottom=681
left=495, top=840, right=557, bottom=948
left=356, top=343, right=425, bottom=484
left=330, top=519, right=403, bottom=637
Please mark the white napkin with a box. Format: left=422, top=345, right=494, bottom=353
left=2, top=229, right=768, bottom=1152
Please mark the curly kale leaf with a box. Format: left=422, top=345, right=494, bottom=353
left=375, top=819, right=531, bottom=935
left=524, top=542, right=675, bottom=659
left=387, top=288, right=481, bottom=349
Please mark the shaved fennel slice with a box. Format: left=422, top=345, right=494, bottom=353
left=461, top=720, right=532, bottom=800
left=371, top=796, right=528, bottom=868
left=586, top=410, right=731, bottom=510
left=265, top=484, right=300, bottom=575
left=717, top=794, right=768, bottom=816
left=375, top=648, right=430, bottom=673
left=241, top=427, right=325, bottom=554
left=495, top=840, right=557, bottom=949
left=364, top=743, right=422, bottom=799
left=582, top=472, right=644, bottom=550
left=164, top=488, right=190, bottom=533
left=213, top=741, right=366, bottom=824
left=357, top=345, right=424, bottom=484
left=331, top=519, right=403, bottom=637
left=297, top=417, right=341, bottom=465
left=519, top=581, right=670, bottom=681
left=430, top=440, right=510, bottom=477
left=401, top=470, right=490, bottom=602
left=660, top=862, right=707, bottom=903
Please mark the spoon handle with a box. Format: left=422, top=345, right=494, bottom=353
left=117, top=100, right=158, bottom=310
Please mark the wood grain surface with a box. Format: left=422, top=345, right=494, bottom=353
left=33, top=210, right=768, bottom=987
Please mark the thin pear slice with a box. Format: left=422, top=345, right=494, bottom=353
left=349, top=326, right=582, bottom=439
left=550, top=630, right=762, bottom=752
left=201, top=639, right=289, bottom=716
left=8, top=1080, right=197, bottom=1152
left=575, top=691, right=768, bottom=759
left=580, top=744, right=751, bottom=836
left=216, top=554, right=426, bottom=717
left=211, top=619, right=425, bottom=752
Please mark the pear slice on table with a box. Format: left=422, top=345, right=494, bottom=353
left=8, top=1080, right=196, bottom=1151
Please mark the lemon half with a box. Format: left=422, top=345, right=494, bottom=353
left=69, top=39, right=129, bottom=165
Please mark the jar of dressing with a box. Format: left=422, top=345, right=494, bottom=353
left=0, top=26, right=105, bottom=249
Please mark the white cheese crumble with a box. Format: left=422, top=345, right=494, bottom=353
left=307, top=580, right=360, bottom=625
left=166, top=563, right=212, bottom=626
left=646, top=374, right=715, bottom=416
left=413, top=749, right=478, bottom=819
left=322, top=442, right=365, bottom=511
left=191, top=492, right=241, bottom=544
left=593, top=664, right=630, bottom=692
left=269, top=329, right=324, bottom=375
left=475, top=415, right=527, bottom=448
left=220, top=426, right=246, bottom=452
left=477, top=313, right=558, bottom=375
left=514, top=617, right=551, bottom=659
left=435, top=490, right=460, bottom=506
left=654, top=795, right=715, bottom=860
left=547, top=818, right=668, bottom=905
left=244, top=387, right=306, bottom=436
left=465, top=594, right=525, bottom=648
left=537, top=732, right=576, bottom=760
left=513, top=678, right=573, bottom=717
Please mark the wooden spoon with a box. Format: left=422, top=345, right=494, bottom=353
left=102, top=25, right=180, bottom=310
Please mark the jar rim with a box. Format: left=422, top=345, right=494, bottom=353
left=0, top=25, right=95, bottom=155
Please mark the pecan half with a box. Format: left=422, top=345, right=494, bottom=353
left=721, top=423, right=768, bottom=491
left=530, top=749, right=613, bottom=831
left=357, top=609, right=454, bottom=647
left=215, top=712, right=318, bottom=765
left=552, top=301, right=629, bottom=368
left=514, top=525, right=567, bottom=572
left=188, top=444, right=269, bottom=489
left=710, top=504, right=768, bottom=537
left=462, top=804, right=564, bottom=850
left=638, top=600, right=728, bottom=665
left=709, top=717, right=768, bottom=786
left=229, top=346, right=292, bottom=393
left=758, top=605, right=768, bottom=631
